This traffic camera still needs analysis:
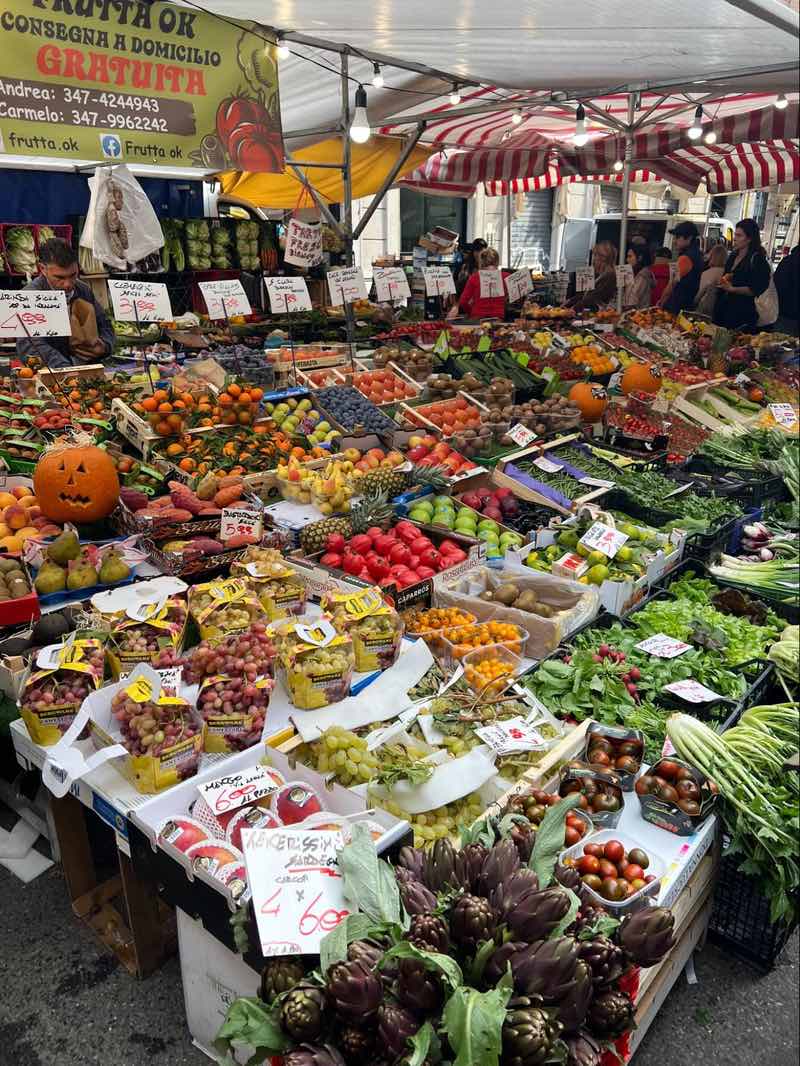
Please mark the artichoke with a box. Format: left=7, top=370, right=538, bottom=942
left=395, top=866, right=418, bottom=886
left=484, top=941, right=528, bottom=988
left=377, top=1001, right=421, bottom=1060
left=340, top=1024, right=376, bottom=1063
left=491, top=868, right=540, bottom=924
left=396, top=957, right=443, bottom=1013
left=422, top=837, right=459, bottom=892
left=260, top=957, right=305, bottom=1003
left=554, top=863, right=582, bottom=894
left=478, top=838, right=521, bottom=897
left=507, top=886, right=572, bottom=943
left=566, top=1031, right=603, bottom=1066
left=348, top=938, right=385, bottom=971
left=284, top=1046, right=346, bottom=1066
left=501, top=996, right=564, bottom=1066
left=400, top=879, right=438, bottom=916
left=510, top=821, right=535, bottom=864
left=578, top=936, right=625, bottom=988
left=458, top=842, right=490, bottom=893
left=397, top=845, right=426, bottom=880
left=281, top=983, right=327, bottom=1043
left=617, top=907, right=676, bottom=968
left=511, top=938, right=580, bottom=1003
left=586, top=989, right=635, bottom=1039
left=408, top=912, right=451, bottom=954
left=450, top=893, right=498, bottom=951
left=556, top=959, right=593, bottom=1034
left=326, top=959, right=382, bottom=1023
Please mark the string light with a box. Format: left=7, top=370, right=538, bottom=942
left=613, top=160, right=624, bottom=172
left=688, top=105, right=703, bottom=139
left=573, top=103, right=589, bottom=147
left=276, top=37, right=290, bottom=59
left=449, top=84, right=462, bottom=106
left=372, top=63, right=384, bottom=89
left=511, top=109, right=523, bottom=125
left=704, top=129, right=718, bottom=145
left=349, top=84, right=371, bottom=143
left=775, top=94, right=788, bottom=110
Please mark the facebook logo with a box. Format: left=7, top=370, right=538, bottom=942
left=100, top=134, right=122, bottom=158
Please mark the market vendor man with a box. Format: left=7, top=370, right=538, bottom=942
left=16, top=238, right=115, bottom=368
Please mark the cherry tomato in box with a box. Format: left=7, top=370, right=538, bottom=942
left=603, top=840, right=625, bottom=864
left=623, top=863, right=645, bottom=882
left=658, top=760, right=680, bottom=780
left=577, top=855, right=601, bottom=876
left=564, top=826, right=582, bottom=846
left=598, top=859, right=618, bottom=880
left=584, top=843, right=604, bottom=858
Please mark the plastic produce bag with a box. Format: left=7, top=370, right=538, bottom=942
left=80, top=165, right=163, bottom=272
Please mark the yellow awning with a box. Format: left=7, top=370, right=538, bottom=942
left=218, top=135, right=433, bottom=209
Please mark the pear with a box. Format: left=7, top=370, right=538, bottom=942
left=35, top=560, right=67, bottom=595
left=98, top=550, right=130, bottom=586
left=66, top=555, right=99, bottom=591
left=47, top=530, right=80, bottom=565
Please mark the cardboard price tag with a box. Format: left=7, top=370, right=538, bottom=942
left=220, top=505, right=264, bottom=542
left=242, top=827, right=350, bottom=956
left=198, top=279, right=252, bottom=319
left=579, top=476, right=615, bottom=488
left=265, top=275, right=312, bottom=314
left=284, top=218, right=323, bottom=268
left=423, top=266, right=456, bottom=297
left=505, top=268, right=533, bottom=303
left=156, top=665, right=183, bottom=695
left=664, top=679, right=722, bottom=703
left=532, top=454, right=563, bottom=473
left=575, top=267, right=595, bottom=293
left=199, top=765, right=281, bottom=816
left=769, top=403, right=798, bottom=429
left=475, top=717, right=548, bottom=755
left=578, top=521, right=629, bottom=559
left=327, top=266, right=368, bottom=306
left=635, top=633, right=693, bottom=659
left=0, top=289, right=71, bottom=339
left=107, top=280, right=172, bottom=323
left=373, top=267, right=410, bottom=303
left=478, top=269, right=504, bottom=299
left=507, top=423, right=538, bottom=448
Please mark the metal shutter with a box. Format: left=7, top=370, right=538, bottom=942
left=511, top=190, right=554, bottom=269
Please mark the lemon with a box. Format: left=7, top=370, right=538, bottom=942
left=586, top=564, right=610, bottom=585
left=619, top=523, right=639, bottom=540
left=575, top=542, right=590, bottom=558
left=577, top=575, right=590, bottom=584
left=615, top=546, right=633, bottom=562
left=587, top=550, right=608, bottom=565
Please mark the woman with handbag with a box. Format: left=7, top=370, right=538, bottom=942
left=713, top=219, right=775, bottom=331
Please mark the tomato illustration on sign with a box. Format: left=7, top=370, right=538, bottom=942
left=216, top=96, right=284, bottom=172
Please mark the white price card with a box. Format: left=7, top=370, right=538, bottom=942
left=532, top=455, right=563, bottom=473
left=478, top=268, right=504, bottom=299
left=668, top=261, right=680, bottom=283
left=107, top=279, right=172, bottom=323
left=507, top=423, right=538, bottom=448
left=284, top=218, right=323, bottom=269
left=199, top=765, right=281, bottom=817
left=579, top=476, right=615, bottom=488
left=220, top=504, right=264, bottom=542
left=615, top=265, right=634, bottom=294
left=664, top=679, right=722, bottom=703
left=769, top=402, right=798, bottom=429
left=423, top=266, right=456, bottom=297
left=156, top=666, right=183, bottom=696
left=373, top=266, right=411, bottom=303
left=0, top=289, right=71, bottom=339
left=734, top=372, right=751, bottom=385
left=575, top=267, right=596, bottom=293
left=265, top=275, right=312, bottom=313
left=327, top=266, right=368, bottom=306
left=505, top=268, right=533, bottom=303
left=198, top=279, right=252, bottom=319
left=475, top=717, right=548, bottom=755
left=635, top=633, right=693, bottom=659
left=578, top=521, right=629, bottom=559
left=242, top=827, right=350, bottom=956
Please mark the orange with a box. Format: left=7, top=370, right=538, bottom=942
left=141, top=396, right=158, bottom=412
left=179, top=457, right=196, bottom=472
left=226, top=383, right=242, bottom=398
left=17, top=367, right=34, bottom=379
left=152, top=389, right=168, bottom=403
left=218, top=393, right=233, bottom=406
left=157, top=402, right=173, bottom=413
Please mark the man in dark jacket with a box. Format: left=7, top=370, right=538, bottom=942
left=773, top=245, right=799, bottom=335
left=660, top=221, right=704, bottom=315
left=16, top=238, right=115, bottom=368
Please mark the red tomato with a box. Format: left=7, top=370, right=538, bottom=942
left=583, top=842, right=604, bottom=858
left=658, top=760, right=680, bottom=780
left=603, top=840, right=625, bottom=864
left=622, top=864, right=645, bottom=882
left=216, top=95, right=265, bottom=141
left=576, top=855, right=600, bottom=876
left=227, top=123, right=283, bottom=172
left=564, top=826, right=581, bottom=846
left=598, top=859, right=618, bottom=880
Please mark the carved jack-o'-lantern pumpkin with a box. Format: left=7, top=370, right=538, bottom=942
left=33, top=444, right=120, bottom=524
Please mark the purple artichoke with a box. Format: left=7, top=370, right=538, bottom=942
left=396, top=957, right=443, bottom=1013
left=554, top=862, right=582, bottom=893
left=578, top=936, right=626, bottom=988
left=326, top=959, right=382, bottom=1023
left=617, top=906, right=676, bottom=968
left=399, top=878, right=437, bottom=916
left=283, top=1046, right=345, bottom=1066
left=408, top=912, right=451, bottom=954
left=377, top=1001, right=421, bottom=1060
left=477, top=838, right=521, bottom=897
left=566, top=1031, right=603, bottom=1066
left=501, top=996, right=564, bottom=1066
left=555, top=959, right=594, bottom=1033
left=586, top=988, right=635, bottom=1039
left=507, top=885, right=572, bottom=943
left=422, top=837, right=459, bottom=892
left=483, top=941, right=528, bottom=988
left=490, top=868, right=540, bottom=923
left=511, top=937, right=580, bottom=1003
left=280, top=983, right=327, bottom=1042
left=347, top=939, right=385, bottom=971
left=396, top=845, right=426, bottom=879
left=395, top=866, right=418, bottom=886
left=458, top=842, right=490, bottom=893
left=340, top=1025, right=376, bottom=1064
left=450, top=893, right=498, bottom=951
left=260, top=956, right=305, bottom=1003
left=510, top=821, right=535, bottom=864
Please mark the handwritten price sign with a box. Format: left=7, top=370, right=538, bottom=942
left=505, top=268, right=533, bottom=303
left=220, top=504, right=264, bottom=543
left=264, top=275, right=312, bottom=314
left=478, top=268, right=504, bottom=300
left=575, top=267, right=596, bottom=293
left=198, top=279, right=252, bottom=320
left=507, top=423, right=538, bottom=448
left=578, top=521, right=629, bottom=559
left=373, top=266, right=411, bottom=303
left=664, top=679, right=722, bottom=703
left=326, top=266, right=368, bottom=307
left=768, top=403, right=798, bottom=429
left=636, top=633, right=693, bottom=659
left=242, top=827, right=350, bottom=956
left=107, top=280, right=172, bottom=323
left=423, top=266, right=456, bottom=297
left=475, top=717, right=548, bottom=755
left=0, top=290, right=71, bottom=338
left=198, top=765, right=280, bottom=815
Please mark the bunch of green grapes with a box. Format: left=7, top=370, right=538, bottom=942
left=369, top=789, right=486, bottom=849
left=297, top=725, right=379, bottom=786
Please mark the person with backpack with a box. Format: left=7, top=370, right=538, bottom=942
left=659, top=221, right=704, bottom=314
left=713, top=218, right=774, bottom=331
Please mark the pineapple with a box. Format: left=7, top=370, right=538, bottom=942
left=357, top=462, right=451, bottom=500
left=300, top=490, right=394, bottom=555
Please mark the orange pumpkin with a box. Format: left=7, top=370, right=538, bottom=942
left=34, top=444, right=120, bottom=524
left=568, top=382, right=609, bottom=421
left=621, top=362, right=662, bottom=395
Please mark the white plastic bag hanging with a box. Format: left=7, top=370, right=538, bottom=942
left=80, top=165, right=164, bottom=271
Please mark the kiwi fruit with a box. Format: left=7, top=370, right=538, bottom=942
left=493, top=583, right=520, bottom=606
left=513, top=590, right=539, bottom=612
left=479, top=590, right=495, bottom=602
left=0, top=558, right=19, bottom=574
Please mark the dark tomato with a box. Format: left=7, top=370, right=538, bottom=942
left=677, top=799, right=701, bottom=816
left=582, top=780, right=599, bottom=795
left=577, top=855, right=601, bottom=876
left=593, top=794, right=621, bottom=813
left=674, top=766, right=695, bottom=782
left=566, top=813, right=584, bottom=829
left=588, top=738, right=614, bottom=755
left=564, top=826, right=581, bottom=846
left=615, top=755, right=640, bottom=774
left=658, top=760, right=680, bottom=780
left=630, top=878, right=647, bottom=892
left=600, top=877, right=626, bottom=901
left=658, top=784, right=679, bottom=804
left=644, top=874, right=657, bottom=885
left=635, top=776, right=658, bottom=796
left=652, top=776, right=669, bottom=790
left=628, top=848, right=650, bottom=870
left=676, top=780, right=700, bottom=801
left=618, top=741, right=642, bottom=757
left=624, top=880, right=639, bottom=897
left=589, top=750, right=612, bottom=767
left=577, top=794, right=590, bottom=811
left=598, top=859, right=618, bottom=880
left=582, top=874, right=603, bottom=892
left=603, top=840, right=625, bottom=864
left=562, top=783, right=581, bottom=796
left=622, top=863, right=645, bottom=881
left=584, top=843, right=604, bottom=858
left=545, top=794, right=560, bottom=806
left=532, top=790, right=550, bottom=804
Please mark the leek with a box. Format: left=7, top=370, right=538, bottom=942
left=709, top=550, right=799, bottom=602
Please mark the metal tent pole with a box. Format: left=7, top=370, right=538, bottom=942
left=340, top=52, right=356, bottom=372
left=617, top=94, right=636, bottom=311
left=505, top=190, right=513, bottom=268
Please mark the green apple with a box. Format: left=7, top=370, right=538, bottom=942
left=477, top=529, right=499, bottom=544
left=477, top=518, right=499, bottom=532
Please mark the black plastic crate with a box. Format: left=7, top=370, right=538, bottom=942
left=684, top=455, right=787, bottom=507
left=709, top=833, right=799, bottom=972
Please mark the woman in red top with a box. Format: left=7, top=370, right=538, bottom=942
left=451, top=248, right=507, bottom=319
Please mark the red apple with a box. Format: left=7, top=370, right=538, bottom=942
left=461, top=492, right=483, bottom=509
left=326, top=533, right=346, bottom=553
left=494, top=487, right=514, bottom=499
left=373, top=533, right=396, bottom=556
left=483, top=506, right=503, bottom=521
left=406, top=445, right=429, bottom=463
left=350, top=533, right=372, bottom=555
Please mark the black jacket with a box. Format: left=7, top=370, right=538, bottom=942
left=663, top=241, right=703, bottom=315
left=16, top=275, right=115, bottom=368
left=774, top=247, right=799, bottom=321
left=714, top=250, right=771, bottom=331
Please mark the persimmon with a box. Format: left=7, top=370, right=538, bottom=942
left=226, top=383, right=242, bottom=398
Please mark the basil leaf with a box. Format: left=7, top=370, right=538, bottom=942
left=380, top=940, right=464, bottom=994
left=319, top=912, right=375, bottom=973
left=339, top=822, right=403, bottom=927
left=442, top=985, right=511, bottom=1066
left=213, top=997, right=288, bottom=1063
left=529, top=793, right=581, bottom=886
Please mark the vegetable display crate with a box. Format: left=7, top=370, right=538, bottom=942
left=683, top=455, right=788, bottom=508
left=602, top=487, right=741, bottom=561
left=708, top=833, right=799, bottom=972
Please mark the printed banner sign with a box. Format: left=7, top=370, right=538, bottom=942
left=0, top=0, right=283, bottom=171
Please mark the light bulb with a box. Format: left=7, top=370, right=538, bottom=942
left=449, top=85, right=461, bottom=106
left=573, top=103, right=589, bottom=147
left=511, top=109, right=523, bottom=125
left=688, top=105, right=703, bottom=139
left=775, top=94, right=788, bottom=109
left=704, top=129, right=718, bottom=144
left=276, top=38, right=290, bottom=60
left=613, top=160, right=624, bottom=172
left=372, top=64, right=384, bottom=89
left=349, top=84, right=371, bottom=143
